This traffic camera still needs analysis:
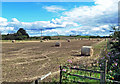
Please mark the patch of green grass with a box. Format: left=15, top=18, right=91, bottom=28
left=51, top=41, right=107, bottom=83
left=92, top=40, right=107, bottom=59
left=60, top=40, right=107, bottom=83
left=61, top=66, right=101, bottom=83
left=2, top=40, right=12, bottom=42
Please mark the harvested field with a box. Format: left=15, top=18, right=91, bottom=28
left=2, top=39, right=104, bottom=82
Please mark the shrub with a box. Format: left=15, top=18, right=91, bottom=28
left=42, top=36, right=51, bottom=40
left=99, top=26, right=120, bottom=81
left=2, top=28, right=29, bottom=40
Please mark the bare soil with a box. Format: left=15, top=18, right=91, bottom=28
left=2, top=39, right=102, bottom=82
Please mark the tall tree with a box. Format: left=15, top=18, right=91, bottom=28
left=17, top=28, right=29, bottom=38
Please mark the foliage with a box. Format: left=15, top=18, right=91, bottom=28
left=99, top=26, right=120, bottom=81
left=69, top=35, right=111, bottom=38
left=42, top=36, right=51, bottom=40
left=17, top=28, right=29, bottom=38
left=61, top=60, right=101, bottom=83
left=90, top=36, right=111, bottom=38
left=28, top=37, right=40, bottom=40
left=2, top=28, right=29, bottom=40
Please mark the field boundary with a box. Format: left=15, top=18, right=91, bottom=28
left=60, top=66, right=106, bottom=83
left=60, top=60, right=107, bottom=83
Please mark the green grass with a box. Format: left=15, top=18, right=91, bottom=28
left=60, top=41, right=107, bottom=83
left=92, top=40, right=107, bottom=59
left=61, top=66, right=101, bottom=83
left=50, top=40, right=107, bottom=83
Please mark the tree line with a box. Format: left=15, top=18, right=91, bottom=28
left=2, top=28, right=51, bottom=40
left=1, top=28, right=111, bottom=40
left=2, top=28, right=29, bottom=40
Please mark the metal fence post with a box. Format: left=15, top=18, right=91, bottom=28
left=60, top=66, right=62, bottom=84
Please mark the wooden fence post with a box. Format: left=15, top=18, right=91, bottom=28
left=100, top=72, right=105, bottom=84
left=35, top=79, right=38, bottom=84
left=60, top=66, right=62, bottom=84
left=100, top=60, right=107, bottom=84
left=105, top=60, right=108, bottom=81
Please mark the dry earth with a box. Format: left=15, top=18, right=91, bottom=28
left=2, top=39, right=102, bottom=82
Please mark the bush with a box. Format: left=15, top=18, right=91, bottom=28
left=42, top=36, right=51, bottom=40
left=2, top=28, right=29, bottom=40
left=99, top=26, right=120, bottom=81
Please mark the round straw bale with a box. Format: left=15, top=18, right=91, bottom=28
left=81, top=46, right=93, bottom=56
left=40, top=40, right=43, bottom=42
left=12, top=40, right=15, bottom=43
left=66, top=39, right=71, bottom=42
left=97, top=39, right=100, bottom=41
left=55, top=42, right=61, bottom=47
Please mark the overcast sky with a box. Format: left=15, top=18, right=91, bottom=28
left=0, top=0, right=118, bottom=36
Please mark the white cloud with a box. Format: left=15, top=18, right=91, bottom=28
left=0, top=17, right=7, bottom=22
left=0, top=27, right=14, bottom=34
left=11, top=18, right=19, bottom=22
left=42, top=24, right=111, bottom=36
left=0, top=17, right=14, bottom=34
left=0, top=0, right=118, bottom=36
left=62, top=0, right=118, bottom=26
left=43, top=5, right=66, bottom=12
left=0, top=17, right=8, bottom=26
left=44, top=0, right=117, bottom=36
left=0, top=17, right=112, bottom=36
left=0, top=17, right=79, bottom=34
left=92, top=27, right=100, bottom=31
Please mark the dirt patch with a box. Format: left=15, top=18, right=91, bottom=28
left=2, top=39, right=102, bottom=82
